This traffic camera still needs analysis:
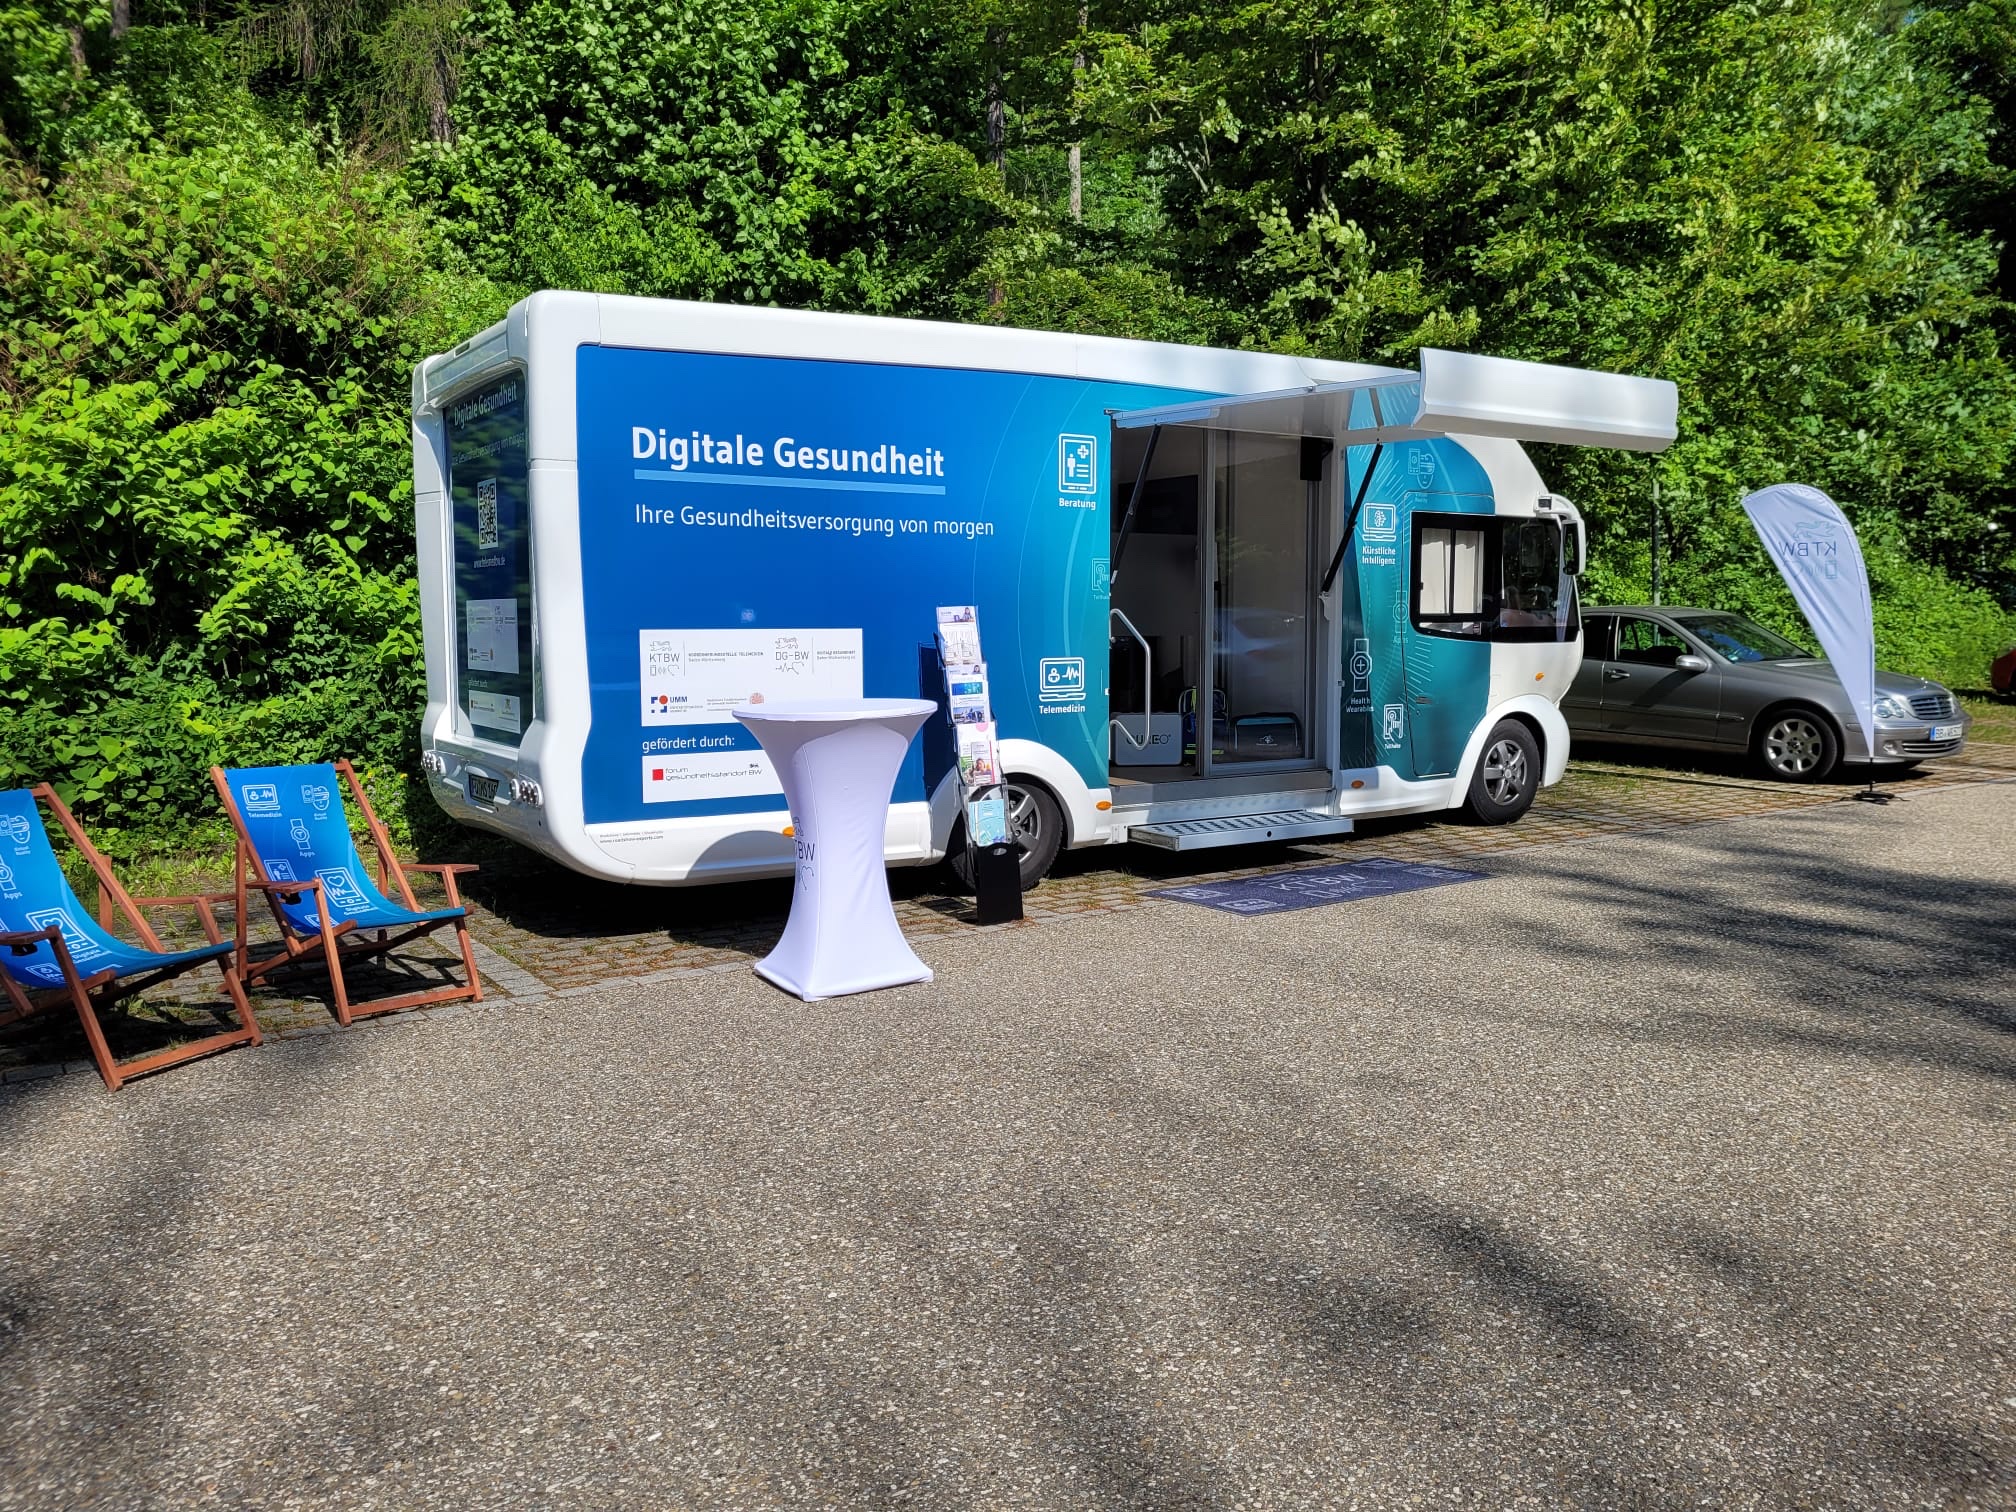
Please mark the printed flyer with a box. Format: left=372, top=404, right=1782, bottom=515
left=968, top=793, right=1009, bottom=845
left=956, top=721, right=999, bottom=787
left=947, top=665, right=991, bottom=726
left=935, top=604, right=982, bottom=670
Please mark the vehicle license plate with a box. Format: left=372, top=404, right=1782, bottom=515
left=1928, top=724, right=1961, bottom=741
left=467, top=774, right=499, bottom=803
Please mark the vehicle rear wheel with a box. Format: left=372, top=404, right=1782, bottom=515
left=946, top=779, right=1064, bottom=892
left=1463, top=720, right=1541, bottom=825
left=1753, top=708, right=1839, bottom=782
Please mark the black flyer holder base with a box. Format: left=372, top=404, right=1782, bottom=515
left=972, top=836, right=1024, bottom=924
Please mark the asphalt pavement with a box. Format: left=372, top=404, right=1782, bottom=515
left=1, top=783, right=2011, bottom=1510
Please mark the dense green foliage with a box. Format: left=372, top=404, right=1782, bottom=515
left=0, top=30, right=502, bottom=844
left=2, top=0, right=2013, bottom=851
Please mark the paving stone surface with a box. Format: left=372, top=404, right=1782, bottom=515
left=4, top=744, right=2011, bottom=1081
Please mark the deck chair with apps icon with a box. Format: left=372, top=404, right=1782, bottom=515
left=211, top=760, right=482, bottom=1025
left=0, top=785, right=262, bottom=1089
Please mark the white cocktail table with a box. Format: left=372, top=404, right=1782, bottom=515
left=732, top=697, right=939, bottom=1001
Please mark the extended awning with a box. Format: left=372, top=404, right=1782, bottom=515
left=1111, top=347, right=1677, bottom=453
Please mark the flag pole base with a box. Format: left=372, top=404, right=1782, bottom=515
left=1850, top=787, right=1896, bottom=805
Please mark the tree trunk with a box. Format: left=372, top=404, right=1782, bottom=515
left=111, top=0, right=130, bottom=39
left=1069, top=4, right=1086, bottom=221
left=987, top=24, right=1006, bottom=306
left=986, top=25, right=1006, bottom=177
left=430, top=50, right=456, bottom=144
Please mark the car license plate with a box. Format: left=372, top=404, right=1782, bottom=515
left=467, top=773, right=498, bottom=803
left=1928, top=724, right=1961, bottom=742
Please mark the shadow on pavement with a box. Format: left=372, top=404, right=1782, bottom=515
left=1481, top=822, right=2016, bottom=1067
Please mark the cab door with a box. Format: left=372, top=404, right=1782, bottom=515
left=1603, top=614, right=1723, bottom=745
left=1561, top=612, right=1614, bottom=728
left=1404, top=499, right=1495, bottom=778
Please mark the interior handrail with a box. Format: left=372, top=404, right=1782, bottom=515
left=1108, top=607, right=1153, bottom=751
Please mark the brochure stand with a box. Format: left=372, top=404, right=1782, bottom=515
left=936, top=606, right=1024, bottom=925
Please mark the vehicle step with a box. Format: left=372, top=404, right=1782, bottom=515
left=1126, top=810, right=1354, bottom=851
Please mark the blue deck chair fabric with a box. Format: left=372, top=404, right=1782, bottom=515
left=218, top=764, right=464, bottom=938
left=0, top=789, right=231, bottom=992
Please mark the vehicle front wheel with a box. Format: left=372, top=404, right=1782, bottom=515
left=1753, top=708, right=1840, bottom=782
left=946, top=779, right=1064, bottom=892
left=1463, top=720, right=1541, bottom=825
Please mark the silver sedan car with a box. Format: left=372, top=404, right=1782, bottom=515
left=1565, top=606, right=1970, bottom=781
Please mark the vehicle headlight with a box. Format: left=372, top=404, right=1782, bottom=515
left=1872, top=694, right=1910, bottom=721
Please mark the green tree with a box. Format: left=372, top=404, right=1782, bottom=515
left=1081, top=0, right=2016, bottom=672
left=419, top=0, right=1015, bottom=315
left=0, top=30, right=502, bottom=840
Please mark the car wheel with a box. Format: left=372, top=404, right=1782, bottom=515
left=1464, top=720, right=1541, bottom=825
left=1753, top=708, right=1840, bottom=782
left=947, top=779, right=1064, bottom=892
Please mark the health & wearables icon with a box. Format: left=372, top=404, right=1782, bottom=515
left=1350, top=637, right=1372, bottom=696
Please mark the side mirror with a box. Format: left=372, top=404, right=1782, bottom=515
left=1544, top=498, right=1585, bottom=576
left=1675, top=654, right=1709, bottom=673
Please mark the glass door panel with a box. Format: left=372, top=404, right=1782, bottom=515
left=1210, top=432, right=1318, bottom=767
left=1109, top=426, right=1205, bottom=774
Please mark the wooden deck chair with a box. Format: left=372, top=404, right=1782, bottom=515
left=211, top=760, right=481, bottom=1025
left=0, top=785, right=262, bottom=1090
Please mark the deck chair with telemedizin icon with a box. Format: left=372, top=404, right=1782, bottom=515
left=211, top=760, right=482, bottom=1025
left=0, top=785, right=262, bottom=1090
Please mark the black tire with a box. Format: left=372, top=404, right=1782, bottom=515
left=1752, top=707, right=1840, bottom=782
left=946, top=778, right=1065, bottom=892
left=1464, top=720, right=1541, bottom=825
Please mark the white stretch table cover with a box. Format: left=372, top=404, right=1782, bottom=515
left=732, top=698, right=939, bottom=1001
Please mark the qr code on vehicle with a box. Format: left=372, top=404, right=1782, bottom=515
left=476, top=478, right=499, bottom=549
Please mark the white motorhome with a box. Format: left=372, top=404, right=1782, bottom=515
left=412, top=294, right=1674, bottom=885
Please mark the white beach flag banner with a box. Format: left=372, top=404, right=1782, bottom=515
left=1740, top=483, right=1876, bottom=754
